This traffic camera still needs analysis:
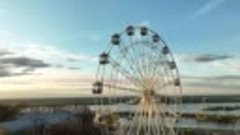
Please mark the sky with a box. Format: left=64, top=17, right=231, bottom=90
left=0, top=0, right=239, bottom=98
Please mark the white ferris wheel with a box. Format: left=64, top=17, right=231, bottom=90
left=92, top=25, right=182, bottom=135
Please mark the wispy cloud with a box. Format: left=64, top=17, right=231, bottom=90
left=0, top=57, right=50, bottom=68
left=180, top=74, right=240, bottom=95
left=0, top=38, right=97, bottom=79
left=175, top=53, right=240, bottom=77
left=0, top=40, right=96, bottom=67
left=0, top=39, right=96, bottom=98
left=183, top=54, right=232, bottom=63
left=193, top=0, right=226, bottom=17
left=0, top=50, right=13, bottom=56
left=0, top=49, right=51, bottom=77
left=0, top=56, right=50, bottom=77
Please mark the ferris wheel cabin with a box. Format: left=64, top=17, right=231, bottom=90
left=111, top=33, right=120, bottom=45
left=99, top=52, right=109, bottom=65
left=140, top=26, right=148, bottom=36
left=92, top=81, right=103, bottom=94
left=126, top=25, right=134, bottom=36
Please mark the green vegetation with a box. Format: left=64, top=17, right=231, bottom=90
left=181, top=113, right=240, bottom=124
left=196, top=114, right=239, bottom=124
left=6, top=131, right=29, bottom=135
left=203, top=106, right=240, bottom=111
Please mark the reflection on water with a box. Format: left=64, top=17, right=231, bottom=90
left=90, top=102, right=240, bottom=132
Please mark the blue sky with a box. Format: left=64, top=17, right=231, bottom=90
left=0, top=0, right=239, bottom=98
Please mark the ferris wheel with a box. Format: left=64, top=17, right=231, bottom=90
left=92, top=25, right=182, bottom=135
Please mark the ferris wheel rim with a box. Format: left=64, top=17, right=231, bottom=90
left=94, top=26, right=182, bottom=95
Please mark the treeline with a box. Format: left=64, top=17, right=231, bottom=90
left=0, top=105, right=21, bottom=122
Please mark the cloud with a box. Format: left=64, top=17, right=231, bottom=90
left=183, top=75, right=240, bottom=83
left=0, top=39, right=97, bottom=79
left=175, top=53, right=240, bottom=78
left=0, top=69, right=13, bottom=77
left=0, top=67, right=95, bottom=98
left=193, top=54, right=232, bottom=62
left=193, top=0, right=226, bottom=17
left=0, top=37, right=98, bottom=80
left=0, top=38, right=98, bottom=97
left=0, top=50, right=13, bottom=56
left=68, top=67, right=81, bottom=70
left=180, top=54, right=232, bottom=63
left=0, top=40, right=97, bottom=70
left=210, top=75, right=240, bottom=80
left=0, top=68, right=31, bottom=77
left=0, top=57, right=50, bottom=68
left=66, top=55, right=96, bottom=63
left=181, top=75, right=240, bottom=94
left=0, top=56, right=50, bottom=77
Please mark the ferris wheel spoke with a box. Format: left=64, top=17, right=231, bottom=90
left=117, top=41, right=153, bottom=88
left=146, top=43, right=170, bottom=79
left=104, top=83, right=141, bottom=93
left=144, top=47, right=166, bottom=82
left=146, top=48, right=159, bottom=77
left=152, top=53, right=174, bottom=91
left=144, top=35, right=158, bottom=76
left=135, top=40, right=151, bottom=78
left=116, top=38, right=145, bottom=84
left=161, top=63, right=177, bottom=92
left=137, top=40, right=148, bottom=77
left=125, top=37, right=148, bottom=82
left=155, top=77, right=175, bottom=91
left=127, top=39, right=146, bottom=82
left=103, top=83, right=141, bottom=105
left=146, top=52, right=154, bottom=76
left=152, top=51, right=166, bottom=76
left=149, top=65, right=166, bottom=90
left=109, top=57, right=143, bottom=87
left=117, top=44, right=144, bottom=86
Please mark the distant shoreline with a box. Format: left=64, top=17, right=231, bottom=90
left=0, top=94, right=239, bottom=106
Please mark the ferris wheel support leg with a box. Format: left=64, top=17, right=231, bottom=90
left=135, top=106, right=142, bottom=135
